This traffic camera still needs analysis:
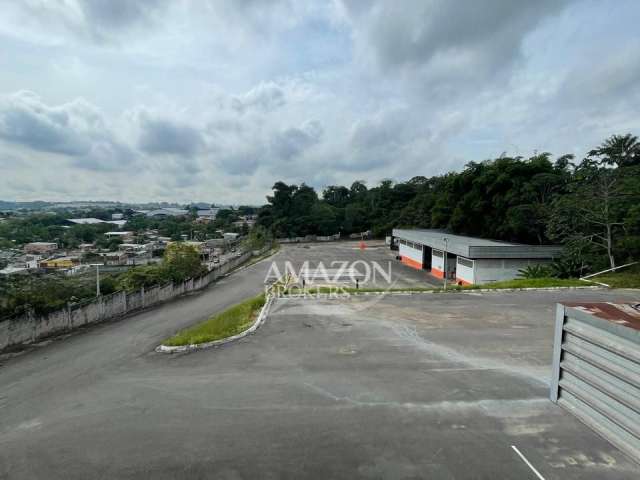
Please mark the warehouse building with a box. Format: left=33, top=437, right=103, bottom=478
left=392, top=229, right=563, bottom=285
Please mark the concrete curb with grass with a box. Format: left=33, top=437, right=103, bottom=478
left=156, top=294, right=274, bottom=354
left=279, top=284, right=605, bottom=299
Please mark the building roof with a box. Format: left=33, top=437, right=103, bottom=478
left=0, top=266, right=29, bottom=275
left=25, top=242, right=57, bottom=246
left=68, top=218, right=105, bottom=224
left=392, top=228, right=563, bottom=259
left=197, top=209, right=219, bottom=217
left=146, top=208, right=188, bottom=217
left=105, top=220, right=127, bottom=227
left=105, top=231, right=133, bottom=236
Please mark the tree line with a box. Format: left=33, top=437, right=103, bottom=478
left=257, top=134, right=640, bottom=274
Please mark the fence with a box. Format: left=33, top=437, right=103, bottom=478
left=0, top=245, right=271, bottom=352
left=550, top=303, right=640, bottom=463
left=278, top=233, right=341, bottom=243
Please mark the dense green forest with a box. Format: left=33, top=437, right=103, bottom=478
left=257, top=134, right=640, bottom=273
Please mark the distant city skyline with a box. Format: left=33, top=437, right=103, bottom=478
left=1, top=1, right=639, bottom=203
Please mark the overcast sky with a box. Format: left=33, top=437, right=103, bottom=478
left=1, top=0, right=638, bottom=205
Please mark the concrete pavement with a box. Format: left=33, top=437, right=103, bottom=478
left=1, top=243, right=638, bottom=478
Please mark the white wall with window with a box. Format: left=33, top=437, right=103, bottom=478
left=398, top=239, right=423, bottom=267
left=456, top=256, right=475, bottom=284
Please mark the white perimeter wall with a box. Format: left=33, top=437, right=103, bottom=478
left=0, top=245, right=273, bottom=352
left=474, top=259, right=550, bottom=283
left=399, top=243, right=423, bottom=265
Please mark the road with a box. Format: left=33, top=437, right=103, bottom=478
left=1, top=243, right=638, bottom=478
left=0, top=247, right=282, bottom=479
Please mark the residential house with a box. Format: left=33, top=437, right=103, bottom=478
left=196, top=209, right=219, bottom=223
left=24, top=242, right=58, bottom=254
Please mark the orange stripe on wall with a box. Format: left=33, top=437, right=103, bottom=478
left=400, top=256, right=423, bottom=270
left=456, top=277, right=473, bottom=286
left=431, top=267, right=444, bottom=278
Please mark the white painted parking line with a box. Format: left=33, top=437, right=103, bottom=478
left=511, top=445, right=545, bottom=480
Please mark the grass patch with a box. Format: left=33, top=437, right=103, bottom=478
left=163, top=294, right=266, bottom=346
left=280, top=277, right=589, bottom=296
left=588, top=265, right=640, bottom=288
left=466, top=277, right=586, bottom=289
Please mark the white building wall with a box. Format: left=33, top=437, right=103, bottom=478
left=474, top=259, right=550, bottom=283
left=456, top=257, right=475, bottom=284
left=431, top=249, right=445, bottom=273
left=399, top=243, right=423, bottom=266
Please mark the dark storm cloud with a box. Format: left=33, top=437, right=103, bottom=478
left=138, top=115, right=204, bottom=157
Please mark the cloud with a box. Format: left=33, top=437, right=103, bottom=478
left=0, top=90, right=133, bottom=170
left=0, top=91, right=93, bottom=155
left=271, top=120, right=323, bottom=161
left=347, top=108, right=429, bottom=170
left=79, top=0, right=169, bottom=32
left=4, top=0, right=171, bottom=44
left=231, top=82, right=286, bottom=114
left=1, top=0, right=639, bottom=204
left=137, top=112, right=204, bottom=157
left=340, top=0, right=574, bottom=96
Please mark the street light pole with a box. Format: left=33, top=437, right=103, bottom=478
left=442, top=237, right=448, bottom=291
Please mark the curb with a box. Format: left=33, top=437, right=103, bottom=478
left=155, top=295, right=274, bottom=354
left=280, top=285, right=605, bottom=299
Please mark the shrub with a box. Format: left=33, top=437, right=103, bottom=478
left=518, top=264, right=552, bottom=279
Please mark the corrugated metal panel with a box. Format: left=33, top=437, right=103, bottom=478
left=550, top=304, right=640, bottom=464
left=468, top=245, right=562, bottom=259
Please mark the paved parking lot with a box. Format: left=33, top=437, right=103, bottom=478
left=1, top=243, right=638, bottom=478
left=276, top=241, right=442, bottom=288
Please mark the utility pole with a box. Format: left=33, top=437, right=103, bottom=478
left=91, top=263, right=101, bottom=297
left=442, top=237, right=448, bottom=291
left=96, top=264, right=101, bottom=296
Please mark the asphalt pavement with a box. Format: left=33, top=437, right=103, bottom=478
left=1, top=243, right=638, bottom=479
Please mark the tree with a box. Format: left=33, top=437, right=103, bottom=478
left=242, top=226, right=273, bottom=251
left=322, top=186, right=350, bottom=208
left=310, top=203, right=338, bottom=235
left=548, top=162, right=628, bottom=269
left=588, top=133, right=640, bottom=168
left=349, top=180, right=367, bottom=198
left=162, top=243, right=205, bottom=282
